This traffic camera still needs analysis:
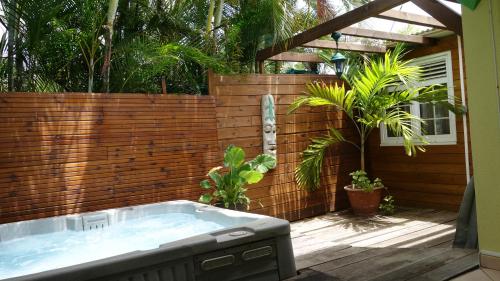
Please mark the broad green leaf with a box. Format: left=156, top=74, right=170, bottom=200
left=223, top=145, right=245, bottom=168
left=250, top=154, right=276, bottom=173
left=200, top=179, right=212, bottom=189
left=208, top=169, right=223, bottom=187
left=230, top=172, right=245, bottom=187
left=240, top=170, right=264, bottom=184
left=239, top=163, right=252, bottom=172
left=199, top=194, right=213, bottom=204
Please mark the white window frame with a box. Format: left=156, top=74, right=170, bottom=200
left=380, top=51, right=457, bottom=146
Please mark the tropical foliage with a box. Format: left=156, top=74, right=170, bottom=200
left=288, top=46, right=465, bottom=191
left=199, top=145, right=276, bottom=209
left=0, top=0, right=379, bottom=93
left=0, top=0, right=306, bottom=94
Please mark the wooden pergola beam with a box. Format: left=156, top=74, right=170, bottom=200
left=256, top=0, right=409, bottom=62
left=302, top=40, right=387, bottom=53
left=339, top=26, right=433, bottom=45
left=375, top=10, right=446, bottom=29
left=410, top=0, right=462, bottom=35
left=267, top=52, right=323, bottom=63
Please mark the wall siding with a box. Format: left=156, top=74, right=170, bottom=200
left=0, top=93, right=220, bottom=223
left=367, top=35, right=472, bottom=210
left=210, top=73, right=358, bottom=221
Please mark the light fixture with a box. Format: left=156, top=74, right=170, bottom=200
left=330, top=31, right=346, bottom=78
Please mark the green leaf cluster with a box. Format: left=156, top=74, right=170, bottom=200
left=349, top=170, right=383, bottom=192
left=199, top=145, right=276, bottom=209
left=379, top=195, right=396, bottom=215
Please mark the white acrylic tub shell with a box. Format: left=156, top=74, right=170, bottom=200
left=0, top=200, right=296, bottom=281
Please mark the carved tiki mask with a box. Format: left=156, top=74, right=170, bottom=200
left=262, top=94, right=277, bottom=165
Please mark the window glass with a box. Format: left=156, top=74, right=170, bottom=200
left=380, top=51, right=457, bottom=146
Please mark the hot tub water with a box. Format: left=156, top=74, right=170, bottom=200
left=0, top=213, right=227, bottom=279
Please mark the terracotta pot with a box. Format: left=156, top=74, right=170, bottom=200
left=344, top=185, right=383, bottom=216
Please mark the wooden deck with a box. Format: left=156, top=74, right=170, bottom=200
left=287, top=208, right=479, bottom=281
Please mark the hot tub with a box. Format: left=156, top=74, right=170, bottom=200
left=0, top=200, right=296, bottom=281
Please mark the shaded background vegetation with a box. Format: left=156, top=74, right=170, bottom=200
left=0, top=0, right=367, bottom=94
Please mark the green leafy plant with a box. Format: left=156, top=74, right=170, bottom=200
left=349, top=170, right=383, bottom=192
left=288, top=45, right=465, bottom=192
left=199, top=145, right=276, bottom=209
left=379, top=195, right=396, bottom=215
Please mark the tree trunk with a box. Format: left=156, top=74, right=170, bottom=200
left=360, top=138, right=365, bottom=171
left=161, top=77, right=167, bottom=94
left=206, top=0, right=216, bottom=35
left=213, top=0, right=224, bottom=47
left=6, top=0, right=17, bottom=91
left=88, top=57, right=94, bottom=93
left=14, top=13, right=23, bottom=91
left=102, top=0, right=119, bottom=93
left=214, top=0, right=224, bottom=28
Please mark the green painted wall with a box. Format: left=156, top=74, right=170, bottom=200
left=462, top=0, right=500, bottom=254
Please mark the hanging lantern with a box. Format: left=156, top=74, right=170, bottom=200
left=330, top=52, right=346, bottom=78
left=330, top=31, right=346, bottom=78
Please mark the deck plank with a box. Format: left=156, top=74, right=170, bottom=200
left=406, top=252, right=479, bottom=281
left=317, top=248, right=445, bottom=281
left=369, top=249, right=476, bottom=281
left=288, top=208, right=478, bottom=281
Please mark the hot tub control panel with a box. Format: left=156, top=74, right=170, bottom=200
left=194, top=239, right=280, bottom=281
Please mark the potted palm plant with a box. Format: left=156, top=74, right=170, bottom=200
left=199, top=145, right=276, bottom=210
left=287, top=46, right=463, bottom=215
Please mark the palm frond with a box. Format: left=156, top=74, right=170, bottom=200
left=287, top=82, right=354, bottom=118
left=295, top=128, right=345, bottom=191
left=383, top=109, right=427, bottom=156
left=415, top=84, right=467, bottom=114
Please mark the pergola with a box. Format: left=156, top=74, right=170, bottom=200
left=255, top=0, right=463, bottom=73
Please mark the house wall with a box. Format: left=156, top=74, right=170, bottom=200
left=0, top=93, right=220, bottom=223
left=210, top=73, right=358, bottom=220
left=367, top=35, right=472, bottom=210
left=462, top=0, right=500, bottom=258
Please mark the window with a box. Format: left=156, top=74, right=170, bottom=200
left=380, top=51, right=457, bottom=146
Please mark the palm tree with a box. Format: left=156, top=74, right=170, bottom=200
left=101, top=0, right=119, bottom=93
left=287, top=46, right=464, bottom=191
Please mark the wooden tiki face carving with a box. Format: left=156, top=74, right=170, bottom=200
left=262, top=94, right=277, bottom=162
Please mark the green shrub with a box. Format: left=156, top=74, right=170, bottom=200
left=199, top=145, right=276, bottom=209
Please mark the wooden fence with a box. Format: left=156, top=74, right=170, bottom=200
left=0, top=74, right=359, bottom=224
left=210, top=73, right=358, bottom=220
left=0, top=93, right=219, bottom=223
